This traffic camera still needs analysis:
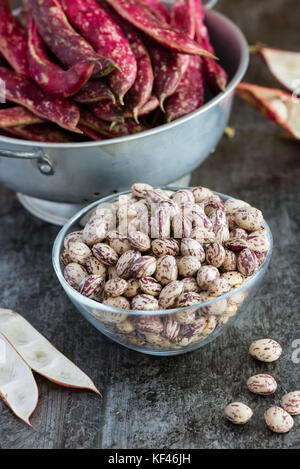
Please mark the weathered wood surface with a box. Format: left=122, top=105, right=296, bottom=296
left=0, top=0, right=299, bottom=449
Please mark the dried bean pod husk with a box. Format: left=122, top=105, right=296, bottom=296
left=27, top=19, right=95, bottom=98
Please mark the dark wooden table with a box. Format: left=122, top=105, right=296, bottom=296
left=0, top=0, right=299, bottom=449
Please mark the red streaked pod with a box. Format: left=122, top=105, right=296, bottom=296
left=27, top=19, right=95, bottom=98
left=78, top=124, right=105, bottom=141
left=194, top=0, right=227, bottom=94
left=73, top=80, right=116, bottom=104
left=141, top=0, right=171, bottom=23
left=91, top=100, right=126, bottom=123
left=0, top=308, right=100, bottom=394
left=104, top=0, right=216, bottom=56
left=0, top=107, right=43, bottom=128
left=171, top=0, right=196, bottom=75
left=165, top=55, right=204, bottom=122
left=61, top=0, right=137, bottom=104
left=0, top=1, right=29, bottom=76
left=80, top=109, right=148, bottom=138
left=29, top=0, right=115, bottom=77
left=0, top=66, right=81, bottom=133
left=3, top=124, right=77, bottom=143
left=19, top=0, right=32, bottom=27
left=0, top=331, right=38, bottom=426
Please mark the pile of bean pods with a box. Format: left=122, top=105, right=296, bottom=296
left=0, top=0, right=227, bottom=143
left=61, top=183, right=271, bottom=351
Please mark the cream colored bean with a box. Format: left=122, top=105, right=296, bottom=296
left=234, top=207, right=263, bottom=231
left=221, top=271, right=244, bottom=287
left=181, top=277, right=200, bottom=293
left=280, top=391, right=300, bottom=415
left=205, top=243, right=226, bottom=268
left=116, top=319, right=135, bottom=334
left=82, top=217, right=107, bottom=246
left=124, top=278, right=141, bottom=298
left=207, top=278, right=231, bottom=297
left=264, top=406, right=294, bottom=433
left=156, top=255, right=178, bottom=285
left=177, top=256, right=201, bottom=277
left=196, top=265, right=220, bottom=290
left=92, top=243, right=118, bottom=266
left=171, top=189, right=195, bottom=205
left=247, top=230, right=270, bottom=253
left=249, top=338, right=282, bottom=362
left=131, top=294, right=159, bottom=311
left=224, top=402, right=253, bottom=424
left=191, top=227, right=215, bottom=244
left=191, top=186, right=213, bottom=203
left=103, top=296, right=130, bottom=312
left=68, top=241, right=91, bottom=265
left=139, top=277, right=162, bottom=296
left=224, top=198, right=250, bottom=214
left=221, top=249, right=237, bottom=272
left=246, top=374, right=277, bottom=395
left=104, top=278, right=128, bottom=297
left=163, top=316, right=180, bottom=340
left=159, top=281, right=184, bottom=309
left=134, top=314, right=163, bottom=333
left=237, top=248, right=258, bottom=276
left=181, top=238, right=205, bottom=261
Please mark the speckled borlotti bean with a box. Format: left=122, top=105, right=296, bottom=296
left=146, top=188, right=169, bottom=205
left=224, top=237, right=248, bottom=252
left=131, top=294, right=159, bottom=311
left=151, top=238, right=180, bottom=257
left=82, top=217, right=107, bottom=246
left=280, top=391, right=300, bottom=415
left=215, top=225, right=230, bottom=245
left=159, top=281, right=184, bottom=309
left=156, top=255, right=178, bottom=285
left=124, top=278, right=141, bottom=298
left=247, top=230, right=270, bottom=253
left=68, top=241, right=91, bottom=265
left=221, top=271, right=244, bottom=287
left=116, top=319, right=135, bottom=334
left=92, top=243, right=118, bottom=266
left=177, top=256, right=201, bottom=277
left=178, top=316, right=207, bottom=345
left=181, top=277, right=200, bottom=293
left=205, top=243, right=226, bottom=268
left=172, top=213, right=193, bottom=239
left=103, top=296, right=130, bottom=312
left=116, top=250, right=141, bottom=278
left=249, top=338, right=282, bottom=362
left=64, top=230, right=83, bottom=248
left=130, top=256, right=156, bottom=278
left=246, top=374, right=277, bottom=395
left=131, top=182, right=153, bottom=198
left=237, top=248, right=258, bottom=276
left=181, top=238, right=205, bottom=261
left=104, top=278, right=128, bottom=297
left=198, top=292, right=227, bottom=316
left=128, top=230, right=151, bottom=251
left=163, top=316, right=180, bottom=341
left=139, top=277, right=162, bottom=296
left=191, top=186, right=213, bottom=203
left=221, top=249, right=237, bottom=272
left=203, top=195, right=225, bottom=216
left=201, top=315, right=218, bottom=337
left=171, top=189, right=195, bottom=205
left=230, top=228, right=248, bottom=241
left=61, top=249, right=72, bottom=266
left=234, top=207, right=263, bottom=231
left=85, top=256, right=107, bottom=278
left=224, top=198, right=250, bottom=214
left=134, top=314, right=163, bottom=333
left=79, top=274, right=105, bottom=299
left=224, top=402, right=253, bottom=424
left=208, top=277, right=231, bottom=297
left=191, top=228, right=216, bottom=245
left=109, top=234, right=131, bottom=255
left=108, top=265, right=118, bottom=279
left=209, top=208, right=227, bottom=229
left=196, top=265, right=220, bottom=290
left=264, top=406, right=294, bottom=433
left=64, top=262, right=88, bottom=290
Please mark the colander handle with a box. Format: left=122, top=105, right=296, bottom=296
left=0, top=148, right=54, bottom=175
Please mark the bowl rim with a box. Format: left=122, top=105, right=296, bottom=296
left=52, top=186, right=273, bottom=316
left=0, top=9, right=249, bottom=149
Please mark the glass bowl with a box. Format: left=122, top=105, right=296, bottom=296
left=52, top=187, right=273, bottom=356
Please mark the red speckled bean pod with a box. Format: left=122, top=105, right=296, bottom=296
left=0, top=0, right=29, bottom=75
left=61, top=0, right=137, bottom=104
left=27, top=19, right=95, bottom=98
left=73, top=80, right=116, bottom=104
left=104, top=0, right=215, bottom=56
left=91, top=100, right=126, bottom=123
left=195, top=0, right=227, bottom=93
left=171, top=0, right=196, bottom=74
left=29, top=0, right=115, bottom=78
left=165, top=55, right=205, bottom=122
left=141, top=0, right=171, bottom=23
left=0, top=66, right=81, bottom=133
left=0, top=107, right=43, bottom=128
left=78, top=124, right=105, bottom=141
left=80, top=109, right=148, bottom=138
left=3, top=123, right=76, bottom=143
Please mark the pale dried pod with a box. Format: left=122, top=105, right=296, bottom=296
left=205, top=243, right=226, bottom=268
left=131, top=294, right=159, bottom=311
left=156, top=255, right=178, bottom=285
left=280, top=391, right=300, bottom=415
left=224, top=402, right=253, bottom=424
left=68, top=241, right=91, bottom=265
left=249, top=338, right=282, bottom=362
left=139, top=277, right=162, bottom=297
left=131, top=182, right=153, bottom=198
left=64, top=263, right=88, bottom=290
left=264, top=406, right=294, bottom=433
left=124, top=278, right=141, bottom=298
left=180, top=238, right=205, bottom=261
left=79, top=274, right=105, bottom=299
left=82, top=217, right=107, bottom=246
left=104, top=278, right=128, bottom=297
left=86, top=256, right=107, bottom=278
left=224, top=198, right=250, bottom=214
left=151, top=238, right=180, bottom=257
left=134, top=314, right=163, bottom=333
left=221, top=249, right=237, bottom=272
left=64, top=230, right=84, bottom=248
left=196, top=265, right=220, bottom=290
left=177, top=256, right=201, bottom=277
left=246, top=374, right=277, bottom=395
left=234, top=207, right=263, bottom=231
left=128, top=230, right=151, bottom=251
left=130, top=256, right=157, bottom=279
left=237, top=248, right=258, bottom=276
left=191, top=186, right=214, bottom=203
left=159, top=281, right=184, bottom=309
left=109, top=234, right=131, bottom=255
left=116, top=250, right=141, bottom=278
